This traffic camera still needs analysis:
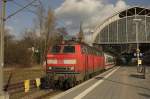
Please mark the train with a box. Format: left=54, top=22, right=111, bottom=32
left=41, top=40, right=116, bottom=89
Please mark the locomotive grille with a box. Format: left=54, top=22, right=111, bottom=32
left=49, top=66, right=74, bottom=71
left=47, top=66, right=79, bottom=74
left=53, top=67, right=69, bottom=70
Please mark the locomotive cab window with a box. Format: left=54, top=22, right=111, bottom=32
left=51, top=46, right=61, bottom=53
left=63, top=46, right=75, bottom=53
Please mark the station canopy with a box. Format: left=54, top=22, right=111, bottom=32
left=93, top=7, right=150, bottom=44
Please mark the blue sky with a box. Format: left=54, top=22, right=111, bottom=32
left=3, top=0, right=150, bottom=37
left=5, top=0, right=64, bottom=37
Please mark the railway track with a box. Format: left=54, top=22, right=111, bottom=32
left=3, top=66, right=57, bottom=99
left=5, top=80, right=37, bottom=94
left=5, top=80, right=62, bottom=99
left=21, top=90, right=62, bottom=99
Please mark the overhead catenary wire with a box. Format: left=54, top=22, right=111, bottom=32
left=6, top=0, right=41, bottom=20
left=11, top=0, right=39, bottom=15
left=26, top=0, right=41, bottom=7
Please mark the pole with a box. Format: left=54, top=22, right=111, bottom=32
left=135, top=20, right=141, bottom=73
left=0, top=0, right=9, bottom=98
left=133, top=18, right=142, bottom=72
left=0, top=0, right=6, bottom=92
left=136, top=22, right=139, bottom=65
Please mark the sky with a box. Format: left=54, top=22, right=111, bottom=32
left=2, top=0, right=150, bottom=37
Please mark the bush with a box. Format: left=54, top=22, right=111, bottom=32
left=4, top=32, right=34, bottom=67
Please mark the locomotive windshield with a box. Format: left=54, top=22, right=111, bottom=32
left=51, top=45, right=75, bottom=53
left=63, top=46, right=75, bottom=53
left=51, top=46, right=61, bottom=53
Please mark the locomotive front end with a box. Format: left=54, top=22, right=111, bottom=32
left=45, top=44, right=79, bottom=89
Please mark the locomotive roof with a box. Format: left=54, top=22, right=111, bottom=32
left=60, top=40, right=88, bottom=46
left=59, top=40, right=102, bottom=52
left=53, top=40, right=115, bottom=57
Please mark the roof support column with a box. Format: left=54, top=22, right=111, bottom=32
left=99, top=30, right=100, bottom=43
left=108, top=22, right=110, bottom=43
left=145, top=14, right=147, bottom=42
left=126, top=10, right=128, bottom=43
left=117, top=19, right=119, bottom=43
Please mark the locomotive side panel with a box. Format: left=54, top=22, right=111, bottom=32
left=75, top=45, right=85, bottom=81
left=95, top=56, right=105, bottom=72
left=80, top=45, right=106, bottom=79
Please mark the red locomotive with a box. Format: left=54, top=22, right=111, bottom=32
left=42, top=41, right=115, bottom=89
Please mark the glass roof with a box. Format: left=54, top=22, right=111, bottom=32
left=94, top=7, right=150, bottom=44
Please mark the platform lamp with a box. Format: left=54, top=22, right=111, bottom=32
left=133, top=18, right=142, bottom=70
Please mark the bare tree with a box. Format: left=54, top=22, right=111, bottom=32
left=34, top=6, right=61, bottom=64
left=44, top=8, right=55, bottom=54
left=4, top=30, right=34, bottom=67
left=33, top=4, right=46, bottom=64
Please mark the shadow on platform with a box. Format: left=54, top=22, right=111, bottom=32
left=95, top=77, right=104, bottom=80
left=129, top=74, right=145, bottom=79
left=138, top=93, right=150, bottom=98
left=95, top=77, right=150, bottom=91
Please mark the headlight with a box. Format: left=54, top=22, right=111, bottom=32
left=49, top=67, right=52, bottom=70
left=64, top=59, right=76, bottom=64
left=70, top=67, right=74, bottom=70
left=47, top=59, right=57, bottom=64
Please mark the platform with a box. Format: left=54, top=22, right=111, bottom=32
left=51, top=66, right=150, bottom=99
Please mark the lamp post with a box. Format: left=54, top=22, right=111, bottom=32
left=133, top=18, right=142, bottom=71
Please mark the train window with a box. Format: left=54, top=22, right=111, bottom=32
left=107, top=57, right=113, bottom=63
left=63, top=46, right=75, bottom=53
left=90, top=47, right=93, bottom=54
left=99, top=52, right=102, bottom=56
left=89, top=47, right=91, bottom=54
left=88, top=47, right=91, bottom=54
left=92, top=49, right=94, bottom=55
left=96, top=51, right=99, bottom=56
left=92, top=48, right=94, bottom=54
left=94, top=49, right=96, bottom=55
left=51, top=46, right=61, bottom=53
left=81, top=46, right=87, bottom=54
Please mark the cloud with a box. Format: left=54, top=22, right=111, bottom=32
left=6, top=26, right=15, bottom=35
left=55, top=0, right=129, bottom=36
